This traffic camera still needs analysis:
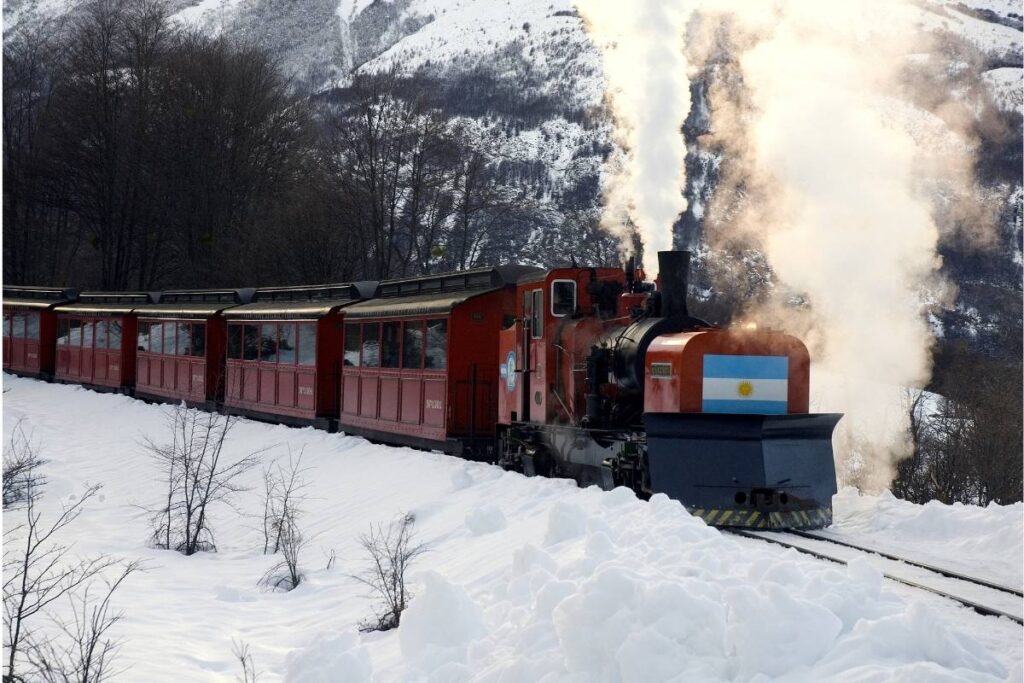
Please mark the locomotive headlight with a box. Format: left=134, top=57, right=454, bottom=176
left=743, top=322, right=758, bottom=331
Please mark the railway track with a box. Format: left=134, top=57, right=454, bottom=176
left=728, top=528, right=1024, bottom=625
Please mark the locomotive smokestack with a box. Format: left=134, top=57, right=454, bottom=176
left=658, top=250, right=690, bottom=319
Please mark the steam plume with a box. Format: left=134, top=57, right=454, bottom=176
left=575, top=0, right=695, bottom=277
left=694, top=0, right=977, bottom=489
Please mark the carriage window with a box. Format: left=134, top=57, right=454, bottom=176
left=278, top=324, right=295, bottom=364
left=177, top=323, right=192, bottom=355
left=531, top=290, right=543, bottom=338
left=94, top=320, right=109, bottom=348
left=402, top=321, right=424, bottom=369
left=186, top=323, right=201, bottom=356
left=381, top=322, right=400, bottom=368
left=3, top=314, right=10, bottom=339
left=25, top=313, right=40, bottom=340
left=150, top=323, right=163, bottom=354
left=425, top=319, right=447, bottom=369
left=362, top=323, right=380, bottom=368
left=344, top=324, right=361, bottom=367
left=13, top=313, right=26, bottom=338
left=137, top=321, right=150, bottom=351
left=82, top=321, right=94, bottom=348
left=297, top=323, right=316, bottom=366
left=243, top=324, right=259, bottom=361
left=162, top=321, right=175, bottom=355
left=551, top=280, right=576, bottom=317
left=227, top=325, right=241, bottom=360
left=58, top=318, right=70, bottom=345
left=259, top=323, right=278, bottom=362
left=109, top=320, right=122, bottom=349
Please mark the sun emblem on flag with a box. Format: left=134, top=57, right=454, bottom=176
left=737, top=381, right=753, bottom=397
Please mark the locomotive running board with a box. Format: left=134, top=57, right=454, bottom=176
left=643, top=412, right=842, bottom=529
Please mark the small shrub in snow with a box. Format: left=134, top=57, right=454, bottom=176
left=144, top=405, right=263, bottom=556
left=260, top=512, right=307, bottom=592
left=352, top=513, right=427, bottom=632
left=232, top=639, right=260, bottom=682
left=260, top=449, right=310, bottom=555
left=259, top=451, right=311, bottom=591
left=25, top=561, right=141, bottom=683
left=3, top=478, right=139, bottom=682
left=3, top=419, right=45, bottom=509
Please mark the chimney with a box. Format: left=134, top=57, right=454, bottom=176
left=658, top=250, right=690, bottom=319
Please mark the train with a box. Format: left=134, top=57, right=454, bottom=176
left=2, top=251, right=841, bottom=529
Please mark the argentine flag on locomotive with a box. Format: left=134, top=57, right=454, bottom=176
left=701, top=354, right=789, bottom=415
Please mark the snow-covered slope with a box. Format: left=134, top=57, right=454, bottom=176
left=3, top=376, right=1021, bottom=681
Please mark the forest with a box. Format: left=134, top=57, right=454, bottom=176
left=2, top=0, right=619, bottom=291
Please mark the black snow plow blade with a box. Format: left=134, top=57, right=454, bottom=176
left=643, top=412, right=842, bottom=530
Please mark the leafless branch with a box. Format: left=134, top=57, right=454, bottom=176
left=351, top=513, right=427, bottom=632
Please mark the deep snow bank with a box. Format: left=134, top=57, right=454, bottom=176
left=832, top=487, right=1024, bottom=588
left=2, top=376, right=1020, bottom=682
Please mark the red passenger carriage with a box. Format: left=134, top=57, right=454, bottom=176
left=134, top=289, right=252, bottom=407
left=222, top=283, right=377, bottom=428
left=53, top=292, right=145, bottom=392
left=3, top=286, right=77, bottom=379
left=339, top=266, right=538, bottom=455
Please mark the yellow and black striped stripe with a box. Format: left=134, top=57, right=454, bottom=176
left=688, top=506, right=832, bottom=530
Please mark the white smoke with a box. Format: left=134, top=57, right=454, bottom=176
left=574, top=0, right=695, bottom=278
left=583, top=0, right=982, bottom=489
left=692, top=0, right=975, bottom=489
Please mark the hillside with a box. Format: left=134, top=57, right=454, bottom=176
left=3, top=0, right=1021, bottom=357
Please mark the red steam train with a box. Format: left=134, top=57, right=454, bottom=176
left=2, top=251, right=840, bottom=529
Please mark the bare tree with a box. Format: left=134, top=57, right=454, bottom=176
left=351, top=513, right=427, bottom=632
left=25, top=561, right=141, bottom=683
left=3, top=483, right=118, bottom=680
left=231, top=639, right=259, bottom=683
left=3, top=419, right=46, bottom=509
left=259, top=451, right=310, bottom=592
left=260, top=450, right=309, bottom=555
left=144, top=405, right=262, bottom=556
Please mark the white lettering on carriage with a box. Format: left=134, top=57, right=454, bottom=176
left=425, top=399, right=442, bottom=410
left=192, top=375, right=203, bottom=384
left=298, top=387, right=314, bottom=396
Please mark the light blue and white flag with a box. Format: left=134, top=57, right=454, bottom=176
left=702, top=354, right=789, bottom=415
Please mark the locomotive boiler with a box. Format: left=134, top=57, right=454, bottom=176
left=495, top=250, right=841, bottom=529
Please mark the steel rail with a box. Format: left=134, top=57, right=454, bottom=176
left=726, top=528, right=1023, bottom=625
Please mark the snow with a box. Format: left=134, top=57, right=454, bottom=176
left=982, top=67, right=1024, bottom=113
left=172, top=0, right=247, bottom=35
left=2, top=376, right=1021, bottom=681
left=831, top=487, right=1024, bottom=589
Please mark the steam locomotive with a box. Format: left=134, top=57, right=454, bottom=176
left=495, top=251, right=841, bottom=529
left=3, top=250, right=840, bottom=529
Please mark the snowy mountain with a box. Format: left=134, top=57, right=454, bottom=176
left=4, top=0, right=1022, bottom=357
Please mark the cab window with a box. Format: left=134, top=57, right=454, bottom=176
left=551, top=280, right=576, bottom=317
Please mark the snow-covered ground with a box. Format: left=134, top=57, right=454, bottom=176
left=832, top=487, right=1024, bottom=590
left=2, top=376, right=1021, bottom=682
